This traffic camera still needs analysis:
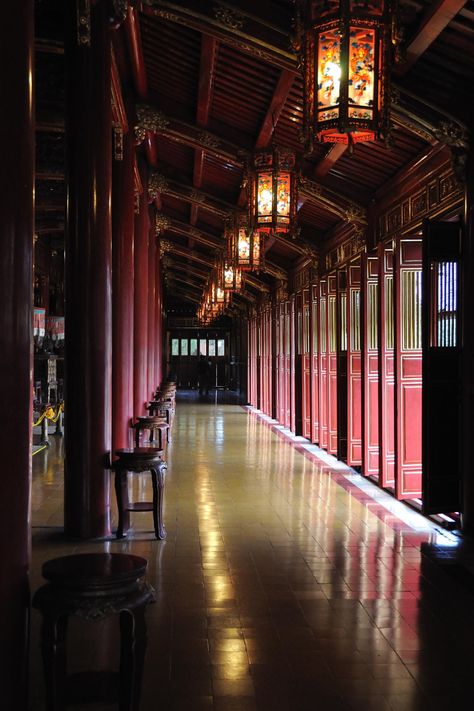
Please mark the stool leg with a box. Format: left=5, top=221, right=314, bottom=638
left=115, top=469, right=130, bottom=538
left=151, top=464, right=167, bottom=540
left=135, top=427, right=140, bottom=448
left=119, top=609, right=147, bottom=711
left=41, top=613, right=68, bottom=711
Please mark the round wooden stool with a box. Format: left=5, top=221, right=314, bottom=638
left=32, top=552, right=155, bottom=711
left=132, top=416, right=170, bottom=448
left=113, top=448, right=167, bottom=540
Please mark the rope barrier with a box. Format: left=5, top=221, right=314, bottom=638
left=32, top=402, right=64, bottom=427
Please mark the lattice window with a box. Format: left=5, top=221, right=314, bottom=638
left=402, top=269, right=422, bottom=350
left=312, top=299, right=318, bottom=354
left=367, top=282, right=378, bottom=350
left=340, top=293, right=347, bottom=352
left=385, top=275, right=394, bottom=350
left=350, top=289, right=361, bottom=352
left=432, top=261, right=457, bottom=347
left=320, top=298, right=327, bottom=352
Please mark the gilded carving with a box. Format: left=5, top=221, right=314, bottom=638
left=77, top=0, right=91, bottom=46
left=214, top=5, right=245, bottom=31
left=344, top=204, right=365, bottom=224
left=148, top=173, right=169, bottom=200
left=387, top=206, right=402, bottom=232
left=198, top=131, right=221, bottom=149
left=160, top=239, right=173, bottom=257
left=410, top=191, right=427, bottom=218
left=135, top=104, right=169, bottom=143
left=110, top=0, right=129, bottom=26
left=113, top=126, right=123, bottom=161
left=155, top=213, right=171, bottom=235
left=189, top=189, right=206, bottom=203
left=298, top=176, right=322, bottom=197
left=434, top=121, right=469, bottom=149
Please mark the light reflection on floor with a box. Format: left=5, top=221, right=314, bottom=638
left=30, top=397, right=474, bottom=710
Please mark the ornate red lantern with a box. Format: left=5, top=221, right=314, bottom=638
left=299, top=0, right=395, bottom=149
left=227, top=213, right=265, bottom=273
left=248, top=146, right=298, bottom=238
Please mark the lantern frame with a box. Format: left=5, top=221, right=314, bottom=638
left=300, top=0, right=394, bottom=149
left=227, top=213, right=265, bottom=273
left=248, top=145, right=298, bottom=238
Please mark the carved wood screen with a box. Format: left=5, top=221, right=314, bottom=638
left=362, top=254, right=380, bottom=477
left=422, top=220, right=462, bottom=513
left=395, top=235, right=422, bottom=499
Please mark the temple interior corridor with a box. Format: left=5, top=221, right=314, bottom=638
left=30, top=396, right=474, bottom=711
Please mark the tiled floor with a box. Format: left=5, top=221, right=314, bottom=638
left=30, top=396, right=474, bottom=710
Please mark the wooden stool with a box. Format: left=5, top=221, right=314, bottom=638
left=147, top=400, right=174, bottom=427
left=132, top=416, right=170, bottom=448
left=33, top=553, right=155, bottom=711
left=113, top=448, right=167, bottom=540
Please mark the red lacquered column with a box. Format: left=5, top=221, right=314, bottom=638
left=147, top=220, right=157, bottom=394
left=133, top=182, right=149, bottom=415
left=0, top=2, right=33, bottom=704
left=64, top=3, right=112, bottom=538
left=155, top=238, right=164, bottom=384
left=112, top=129, right=135, bottom=452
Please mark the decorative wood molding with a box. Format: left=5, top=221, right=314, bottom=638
left=323, top=230, right=366, bottom=273
left=377, top=165, right=464, bottom=243
left=299, top=176, right=367, bottom=226
left=148, top=170, right=234, bottom=217
left=77, top=0, right=91, bottom=46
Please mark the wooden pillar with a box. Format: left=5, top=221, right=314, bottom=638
left=462, top=153, right=474, bottom=533
left=133, top=182, right=149, bottom=415
left=148, top=218, right=156, bottom=394
left=112, top=129, right=135, bottom=452
left=155, top=238, right=163, bottom=384
left=0, top=2, right=34, bottom=704
left=64, top=2, right=113, bottom=538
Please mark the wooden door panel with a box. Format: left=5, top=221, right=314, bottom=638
left=328, top=274, right=338, bottom=454
left=395, top=237, right=422, bottom=500
left=310, top=284, right=319, bottom=443
left=302, top=289, right=311, bottom=439
left=422, top=221, right=462, bottom=514
left=319, top=280, right=328, bottom=448
left=362, top=254, right=380, bottom=477
left=347, top=261, right=362, bottom=466
left=379, top=245, right=395, bottom=488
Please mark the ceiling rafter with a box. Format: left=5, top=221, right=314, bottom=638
left=140, top=0, right=297, bottom=72
left=398, top=0, right=468, bottom=75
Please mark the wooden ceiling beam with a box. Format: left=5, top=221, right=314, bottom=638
left=140, top=0, right=297, bottom=73
left=399, top=0, right=468, bottom=74
left=313, top=143, right=348, bottom=180
left=125, top=6, right=148, bottom=99
left=255, top=70, right=295, bottom=149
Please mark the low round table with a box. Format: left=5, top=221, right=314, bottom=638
left=113, top=448, right=167, bottom=540
left=33, top=552, right=155, bottom=710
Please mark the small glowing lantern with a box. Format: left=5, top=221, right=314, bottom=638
left=227, top=213, right=265, bottom=272
left=248, top=146, right=298, bottom=237
left=300, top=0, right=394, bottom=148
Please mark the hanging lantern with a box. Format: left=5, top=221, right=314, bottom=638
left=227, top=213, right=265, bottom=272
left=248, top=146, right=298, bottom=238
left=222, top=259, right=242, bottom=292
left=300, top=0, right=394, bottom=148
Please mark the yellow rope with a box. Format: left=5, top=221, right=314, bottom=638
left=33, top=402, right=64, bottom=427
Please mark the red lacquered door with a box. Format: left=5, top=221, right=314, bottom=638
left=395, top=235, right=422, bottom=500
left=347, top=259, right=362, bottom=466
left=284, top=300, right=291, bottom=428
left=278, top=301, right=286, bottom=424
left=327, top=273, right=338, bottom=455
left=290, top=295, right=296, bottom=433
left=302, top=289, right=311, bottom=439
left=362, top=253, right=379, bottom=478
left=319, top=278, right=328, bottom=449
left=337, top=268, right=348, bottom=461
left=379, top=243, right=395, bottom=488
left=310, top=284, right=320, bottom=444
left=294, top=291, right=303, bottom=435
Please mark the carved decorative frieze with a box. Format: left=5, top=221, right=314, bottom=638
left=135, top=104, right=169, bottom=143
left=198, top=131, right=220, bottom=149
left=155, top=213, right=171, bottom=235
left=109, top=0, right=129, bottom=26
left=379, top=165, right=463, bottom=241
left=77, top=0, right=91, bottom=46
left=214, top=5, right=245, bottom=31
left=343, top=204, right=365, bottom=225
left=148, top=173, right=169, bottom=201
left=324, top=229, right=366, bottom=272
left=298, top=175, right=322, bottom=197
